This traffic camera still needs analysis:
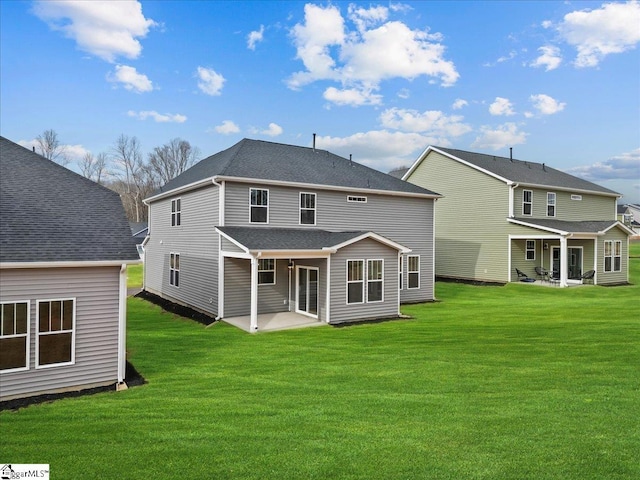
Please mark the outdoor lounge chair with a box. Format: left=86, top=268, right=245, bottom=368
left=534, top=266, right=549, bottom=281
left=515, top=268, right=535, bottom=282
left=581, top=269, right=595, bottom=284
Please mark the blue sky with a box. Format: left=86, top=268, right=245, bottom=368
left=1, top=0, right=639, bottom=202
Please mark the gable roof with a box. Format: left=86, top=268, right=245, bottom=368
left=149, top=138, right=439, bottom=201
left=509, top=218, right=633, bottom=236
left=406, top=146, right=620, bottom=197
left=0, top=136, right=140, bottom=264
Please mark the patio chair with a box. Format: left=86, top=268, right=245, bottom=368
left=534, top=266, right=549, bottom=281
left=515, top=268, right=535, bottom=282
left=581, top=269, right=595, bottom=284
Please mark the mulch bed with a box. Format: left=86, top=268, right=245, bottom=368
left=0, top=361, right=146, bottom=412
left=135, top=290, right=217, bottom=326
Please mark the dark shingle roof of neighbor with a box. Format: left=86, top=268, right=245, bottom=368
left=217, top=226, right=372, bottom=251
left=433, top=147, right=620, bottom=196
left=0, top=136, right=140, bottom=263
left=513, top=218, right=622, bottom=234
left=387, top=167, right=409, bottom=179
left=154, top=138, right=438, bottom=198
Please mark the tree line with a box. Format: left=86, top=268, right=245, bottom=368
left=34, top=129, right=200, bottom=222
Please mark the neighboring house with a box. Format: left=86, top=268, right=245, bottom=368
left=404, top=146, right=633, bottom=287
left=143, top=138, right=440, bottom=332
left=0, top=137, right=140, bottom=401
left=130, top=222, right=149, bottom=259
left=618, top=204, right=640, bottom=236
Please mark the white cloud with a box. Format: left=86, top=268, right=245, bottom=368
left=247, top=25, right=265, bottom=50
left=452, top=98, right=468, bottom=110
left=379, top=108, right=472, bottom=139
left=471, top=123, right=528, bottom=150
left=530, top=45, right=562, bottom=71
left=214, top=120, right=240, bottom=135
left=397, top=88, right=410, bottom=99
left=552, top=1, right=640, bottom=67
left=489, top=97, right=515, bottom=116
left=288, top=3, right=458, bottom=104
left=32, top=0, right=156, bottom=62
left=528, top=94, right=566, bottom=116
left=323, top=86, right=382, bottom=106
left=127, top=110, right=187, bottom=123
left=196, top=66, right=225, bottom=96
left=565, top=148, right=640, bottom=181
left=107, top=65, right=153, bottom=93
left=251, top=123, right=283, bottom=137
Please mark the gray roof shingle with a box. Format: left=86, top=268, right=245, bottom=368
left=154, top=138, right=439, bottom=198
left=0, top=136, right=140, bottom=263
left=434, top=147, right=619, bottom=196
left=512, top=218, right=621, bottom=234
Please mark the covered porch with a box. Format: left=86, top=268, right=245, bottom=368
left=223, top=311, right=326, bottom=333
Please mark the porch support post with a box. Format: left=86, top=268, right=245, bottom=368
left=560, top=235, right=568, bottom=287
left=250, top=256, right=259, bottom=332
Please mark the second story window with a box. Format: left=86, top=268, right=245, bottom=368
left=547, top=192, right=556, bottom=217
left=300, top=192, right=316, bottom=225
left=250, top=188, right=269, bottom=223
left=523, top=190, right=532, bottom=216
left=171, top=198, right=181, bottom=226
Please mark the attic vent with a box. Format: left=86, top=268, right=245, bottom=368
left=571, top=194, right=582, bottom=201
left=347, top=195, right=367, bottom=203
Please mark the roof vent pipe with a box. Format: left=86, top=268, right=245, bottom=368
left=312, top=133, right=316, bottom=152
left=509, top=147, right=513, bottom=161
left=32, top=146, right=35, bottom=152
left=543, top=163, right=546, bottom=172
left=349, top=154, right=352, bottom=165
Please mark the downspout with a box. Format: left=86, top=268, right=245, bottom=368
left=212, top=177, right=224, bottom=320
left=117, top=264, right=128, bottom=390
left=508, top=183, right=519, bottom=218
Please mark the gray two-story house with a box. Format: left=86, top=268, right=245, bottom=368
left=404, top=146, right=632, bottom=287
left=143, top=139, right=440, bottom=332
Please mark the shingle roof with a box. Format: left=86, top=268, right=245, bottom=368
left=154, top=138, right=438, bottom=198
left=433, top=147, right=619, bottom=196
left=387, top=167, right=409, bottom=179
left=217, top=226, right=368, bottom=251
left=0, top=136, right=140, bottom=263
left=512, top=218, right=622, bottom=234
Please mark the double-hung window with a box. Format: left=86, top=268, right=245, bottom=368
left=346, top=260, right=364, bottom=304
left=170, top=252, right=180, bottom=287
left=547, top=192, right=556, bottom=217
left=250, top=188, right=269, bottom=223
left=37, top=299, right=75, bottom=367
left=523, top=190, right=533, bottom=216
left=1, top=301, right=29, bottom=372
left=171, top=198, right=181, bottom=226
left=604, top=240, right=622, bottom=272
left=258, top=259, right=276, bottom=285
left=407, top=255, right=420, bottom=289
left=300, top=193, right=316, bottom=225
left=367, top=260, right=384, bottom=302
left=526, top=240, right=536, bottom=260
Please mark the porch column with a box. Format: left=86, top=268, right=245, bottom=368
left=560, top=235, right=568, bottom=287
left=250, top=257, right=259, bottom=332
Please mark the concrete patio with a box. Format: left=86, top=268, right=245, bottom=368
left=222, top=311, right=326, bottom=333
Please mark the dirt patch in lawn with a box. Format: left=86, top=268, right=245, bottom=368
left=135, top=290, right=217, bottom=326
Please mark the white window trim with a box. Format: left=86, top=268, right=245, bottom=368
left=258, top=258, right=276, bottom=285
left=522, top=190, right=533, bottom=216
left=171, top=197, right=181, bottom=227
left=346, top=259, right=365, bottom=305
left=347, top=195, right=367, bottom=203
left=399, top=255, right=404, bottom=291
left=36, top=298, right=76, bottom=369
left=604, top=240, right=622, bottom=272
left=170, top=252, right=180, bottom=287
left=367, top=259, right=384, bottom=303
left=299, top=192, right=317, bottom=226
left=0, top=300, right=30, bottom=373
left=407, top=255, right=420, bottom=289
left=525, top=240, right=536, bottom=261
left=249, top=188, right=269, bottom=224
left=547, top=192, right=556, bottom=217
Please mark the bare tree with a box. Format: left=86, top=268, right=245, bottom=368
left=79, top=152, right=109, bottom=185
left=111, top=134, right=148, bottom=222
left=35, top=129, right=68, bottom=165
left=148, top=138, right=200, bottom=185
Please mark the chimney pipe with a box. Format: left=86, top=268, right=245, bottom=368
left=312, top=133, right=316, bottom=152
left=509, top=147, right=513, bottom=161
left=32, top=146, right=35, bottom=152
left=349, top=154, right=352, bottom=165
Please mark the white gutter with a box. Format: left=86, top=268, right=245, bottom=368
left=1, top=259, right=141, bottom=269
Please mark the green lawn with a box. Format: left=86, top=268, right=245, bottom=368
left=3, top=252, right=639, bottom=479
left=127, top=263, right=143, bottom=288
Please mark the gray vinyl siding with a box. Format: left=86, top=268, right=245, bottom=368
left=407, top=151, right=512, bottom=283
left=221, top=237, right=245, bottom=254
left=598, top=227, right=628, bottom=285
left=224, top=182, right=434, bottom=303
left=330, top=238, right=399, bottom=324
left=145, top=185, right=219, bottom=316
left=0, top=266, right=121, bottom=400
left=514, top=186, right=615, bottom=221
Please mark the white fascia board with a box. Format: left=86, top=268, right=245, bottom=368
left=507, top=218, right=569, bottom=235
left=402, top=145, right=433, bottom=180
left=215, top=228, right=251, bottom=254
left=330, top=232, right=412, bottom=254
left=220, top=250, right=253, bottom=260
left=515, top=182, right=620, bottom=198
left=213, top=175, right=441, bottom=200
left=0, top=259, right=141, bottom=269
left=144, top=178, right=216, bottom=204
left=600, top=221, right=634, bottom=236
left=249, top=250, right=333, bottom=259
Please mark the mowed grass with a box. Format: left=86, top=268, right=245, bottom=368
left=127, top=263, right=143, bottom=288
left=2, top=244, right=639, bottom=479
